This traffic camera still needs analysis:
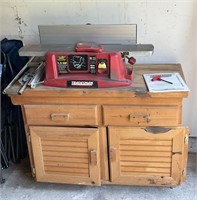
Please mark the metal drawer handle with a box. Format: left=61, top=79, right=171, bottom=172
left=129, top=114, right=149, bottom=123
left=90, top=150, right=97, bottom=165
left=51, top=113, right=70, bottom=121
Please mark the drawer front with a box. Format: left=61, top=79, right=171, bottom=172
left=24, top=105, right=98, bottom=126
left=103, top=105, right=180, bottom=126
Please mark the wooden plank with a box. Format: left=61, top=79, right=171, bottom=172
left=120, top=139, right=172, bottom=146
left=171, top=154, right=182, bottom=184
left=102, top=176, right=177, bottom=186
left=172, top=129, right=184, bottom=153
left=42, top=146, right=88, bottom=153
left=45, top=171, right=89, bottom=177
left=42, top=152, right=89, bottom=161
left=7, top=64, right=188, bottom=101
left=120, top=161, right=171, bottom=168
left=43, top=156, right=88, bottom=163
left=11, top=96, right=184, bottom=107
left=87, top=128, right=101, bottom=185
left=121, top=166, right=170, bottom=173
left=21, top=106, right=36, bottom=177
left=120, top=156, right=171, bottom=163
left=99, top=127, right=109, bottom=181
left=108, top=129, right=121, bottom=181
left=39, top=24, right=137, bottom=45
left=29, top=126, right=98, bottom=140
left=182, top=129, right=189, bottom=182
left=120, top=151, right=172, bottom=157
left=41, top=140, right=88, bottom=147
left=108, top=127, right=182, bottom=140
left=44, top=166, right=89, bottom=174
left=119, top=145, right=172, bottom=152
left=44, top=161, right=88, bottom=169
left=171, top=128, right=186, bottom=184
left=121, top=171, right=171, bottom=177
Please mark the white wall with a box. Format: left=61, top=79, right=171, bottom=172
left=1, top=0, right=197, bottom=136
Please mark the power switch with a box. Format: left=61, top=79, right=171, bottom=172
left=89, top=56, right=96, bottom=74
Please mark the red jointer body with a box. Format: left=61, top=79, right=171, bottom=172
left=44, top=51, right=133, bottom=88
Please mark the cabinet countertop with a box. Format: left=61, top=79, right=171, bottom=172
left=6, top=64, right=188, bottom=99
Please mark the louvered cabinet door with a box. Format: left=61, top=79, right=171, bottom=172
left=108, top=127, right=188, bottom=186
left=29, top=126, right=101, bottom=186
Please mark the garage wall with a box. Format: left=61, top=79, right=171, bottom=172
left=1, top=0, right=197, bottom=136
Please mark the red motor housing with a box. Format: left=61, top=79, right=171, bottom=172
left=44, top=51, right=133, bottom=88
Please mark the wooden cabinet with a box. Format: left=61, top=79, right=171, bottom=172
left=7, top=64, right=189, bottom=187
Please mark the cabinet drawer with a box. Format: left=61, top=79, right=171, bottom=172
left=103, top=105, right=180, bottom=126
left=24, top=105, right=98, bottom=126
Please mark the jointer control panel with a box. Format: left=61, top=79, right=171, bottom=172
left=44, top=51, right=133, bottom=88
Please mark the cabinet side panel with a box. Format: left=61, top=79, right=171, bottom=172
left=21, top=106, right=35, bottom=177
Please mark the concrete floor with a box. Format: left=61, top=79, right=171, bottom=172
left=1, top=153, right=197, bottom=200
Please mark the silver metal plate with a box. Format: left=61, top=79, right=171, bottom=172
left=19, top=24, right=154, bottom=57
left=19, top=44, right=154, bottom=57
left=39, top=24, right=137, bottom=45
